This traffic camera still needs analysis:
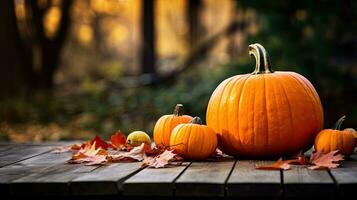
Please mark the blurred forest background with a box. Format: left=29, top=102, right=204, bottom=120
left=0, top=0, right=356, bottom=142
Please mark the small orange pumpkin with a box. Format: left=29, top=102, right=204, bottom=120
left=170, top=117, right=217, bottom=160
left=314, top=116, right=356, bottom=156
left=206, top=43, right=324, bottom=158
left=153, top=104, right=193, bottom=146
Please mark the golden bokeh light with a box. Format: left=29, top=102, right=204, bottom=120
left=44, top=6, right=62, bottom=39
left=107, top=25, right=129, bottom=45
left=77, top=24, right=93, bottom=45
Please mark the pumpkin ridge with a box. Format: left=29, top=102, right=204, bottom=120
left=251, top=76, right=257, bottom=148
left=340, top=132, right=344, bottom=153
left=190, top=125, right=200, bottom=159
left=206, top=80, right=225, bottom=134
left=211, top=78, right=232, bottom=137
left=185, top=125, right=193, bottom=157
left=153, top=117, right=161, bottom=144
left=166, top=116, right=175, bottom=145
left=218, top=77, right=236, bottom=143
left=225, top=75, right=244, bottom=154
left=295, top=73, right=324, bottom=129
left=275, top=73, right=295, bottom=140
left=175, top=124, right=186, bottom=155
left=263, top=74, right=269, bottom=151
left=287, top=74, right=317, bottom=123
left=238, top=75, right=254, bottom=152
left=195, top=126, right=202, bottom=158
left=291, top=73, right=322, bottom=129
left=196, top=126, right=205, bottom=159
left=330, top=131, right=335, bottom=152
left=159, top=116, right=169, bottom=145
left=287, top=73, right=319, bottom=146
left=268, top=74, right=281, bottom=154
left=154, top=116, right=165, bottom=145
left=232, top=75, right=250, bottom=153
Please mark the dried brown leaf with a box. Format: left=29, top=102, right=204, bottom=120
left=110, top=130, right=126, bottom=149
left=308, top=150, right=344, bottom=170
left=142, top=150, right=176, bottom=168
left=109, top=143, right=146, bottom=162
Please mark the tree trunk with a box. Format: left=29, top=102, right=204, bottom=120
left=187, top=0, right=203, bottom=52
left=30, top=0, right=72, bottom=89
left=141, top=0, right=156, bottom=75
left=0, top=1, right=27, bottom=96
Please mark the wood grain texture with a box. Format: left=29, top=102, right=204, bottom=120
left=174, top=160, right=235, bottom=197
left=122, top=162, right=190, bottom=196
left=10, top=164, right=98, bottom=196
left=0, top=165, right=47, bottom=196
left=0, top=144, right=14, bottom=153
left=283, top=165, right=336, bottom=197
left=226, top=160, right=282, bottom=197
left=0, top=147, right=71, bottom=196
left=0, top=145, right=55, bottom=167
left=70, top=162, right=143, bottom=195
left=0, top=143, right=355, bottom=198
left=330, top=161, right=357, bottom=196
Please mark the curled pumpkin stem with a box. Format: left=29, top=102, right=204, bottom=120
left=333, top=115, right=346, bottom=130
left=249, top=43, right=274, bottom=74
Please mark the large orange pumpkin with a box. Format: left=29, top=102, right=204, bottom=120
left=170, top=117, right=217, bottom=160
left=315, top=116, right=356, bottom=156
left=154, top=104, right=193, bottom=146
left=206, top=43, right=324, bottom=158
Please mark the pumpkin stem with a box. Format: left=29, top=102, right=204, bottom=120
left=190, top=116, right=203, bottom=125
left=249, top=43, right=274, bottom=74
left=173, top=104, right=184, bottom=116
left=333, top=115, right=346, bottom=130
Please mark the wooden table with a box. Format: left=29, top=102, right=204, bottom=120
left=0, top=142, right=356, bottom=199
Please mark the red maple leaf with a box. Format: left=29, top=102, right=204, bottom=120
left=91, top=135, right=109, bottom=150
left=110, top=130, right=126, bottom=149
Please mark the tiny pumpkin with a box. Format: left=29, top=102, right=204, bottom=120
left=170, top=117, right=217, bottom=160
left=154, top=104, right=193, bottom=146
left=314, top=116, right=356, bottom=156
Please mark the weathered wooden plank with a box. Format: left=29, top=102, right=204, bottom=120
left=0, top=147, right=74, bottom=196
left=70, top=162, right=143, bottom=195
left=122, top=162, right=190, bottom=196
left=330, top=161, right=357, bottom=197
left=226, top=160, right=282, bottom=197
left=0, top=145, right=55, bottom=167
left=174, top=160, right=235, bottom=197
left=283, top=165, right=336, bottom=197
left=10, top=163, right=98, bottom=196
left=17, top=151, right=72, bottom=166
left=0, top=151, right=72, bottom=192
left=0, top=165, right=48, bottom=196
left=0, top=143, right=95, bottom=196
left=0, top=144, right=14, bottom=153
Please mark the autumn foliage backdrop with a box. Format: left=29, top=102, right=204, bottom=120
left=0, top=0, right=356, bottom=142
